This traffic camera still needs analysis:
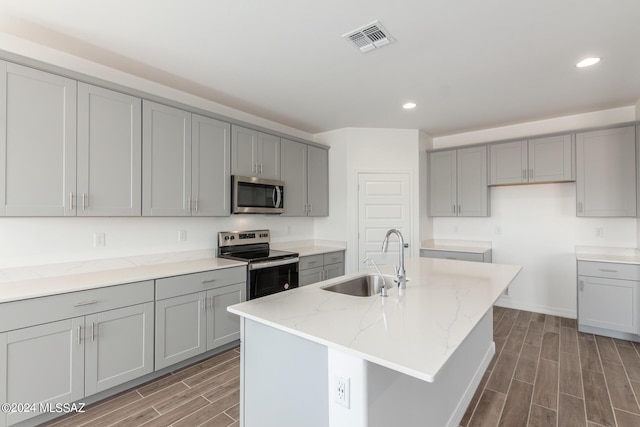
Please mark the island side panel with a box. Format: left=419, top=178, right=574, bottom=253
left=366, top=309, right=494, bottom=427
left=241, top=318, right=329, bottom=427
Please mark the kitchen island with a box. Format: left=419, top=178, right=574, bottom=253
left=228, top=257, right=521, bottom=427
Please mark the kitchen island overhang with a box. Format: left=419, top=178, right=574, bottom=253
left=229, top=257, right=522, bottom=427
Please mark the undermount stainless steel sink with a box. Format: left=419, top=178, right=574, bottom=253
left=322, top=274, right=395, bottom=297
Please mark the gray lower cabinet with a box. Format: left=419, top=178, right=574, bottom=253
left=0, top=61, right=77, bottom=216
left=280, top=139, right=329, bottom=216
left=578, top=261, right=640, bottom=337
left=420, top=249, right=492, bottom=263
left=154, top=267, right=246, bottom=370
left=0, top=281, right=154, bottom=427
left=576, top=126, right=636, bottom=217
left=428, top=146, right=489, bottom=217
left=299, top=251, right=345, bottom=286
left=143, top=101, right=231, bottom=216
left=488, top=134, right=574, bottom=185
left=231, top=125, right=280, bottom=180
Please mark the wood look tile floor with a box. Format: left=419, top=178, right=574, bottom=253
left=40, top=307, right=640, bottom=427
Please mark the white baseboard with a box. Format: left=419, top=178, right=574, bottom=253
left=495, top=296, right=576, bottom=319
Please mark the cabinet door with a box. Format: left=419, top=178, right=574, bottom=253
left=576, top=126, right=636, bottom=217
left=428, top=150, right=457, bottom=216
left=0, top=318, right=84, bottom=427
left=299, top=266, right=324, bottom=286
left=280, top=138, right=307, bottom=216
left=457, top=146, right=488, bottom=216
left=142, top=100, right=191, bottom=216
left=307, top=145, right=329, bottom=217
left=231, top=125, right=258, bottom=176
left=0, top=62, right=77, bottom=216
left=77, top=83, right=142, bottom=216
left=207, top=282, right=246, bottom=350
left=489, top=140, right=527, bottom=185
left=192, top=114, right=231, bottom=216
left=528, top=134, right=574, bottom=183
left=258, top=132, right=280, bottom=180
left=324, top=263, right=345, bottom=281
left=85, top=302, right=154, bottom=396
left=578, top=275, right=637, bottom=334
left=155, top=292, right=206, bottom=370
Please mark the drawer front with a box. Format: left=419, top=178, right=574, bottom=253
left=323, top=251, right=345, bottom=266
left=0, top=280, right=154, bottom=333
left=420, top=249, right=484, bottom=263
left=299, top=254, right=324, bottom=271
left=156, top=266, right=246, bottom=300
left=577, top=261, right=640, bottom=281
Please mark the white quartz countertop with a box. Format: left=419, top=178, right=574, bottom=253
left=421, top=239, right=492, bottom=254
left=0, top=251, right=246, bottom=304
left=575, top=246, right=640, bottom=265
left=271, top=240, right=346, bottom=257
left=228, top=257, right=521, bottom=383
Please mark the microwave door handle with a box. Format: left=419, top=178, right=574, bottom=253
left=275, top=186, right=282, bottom=208
left=272, top=187, right=277, bottom=207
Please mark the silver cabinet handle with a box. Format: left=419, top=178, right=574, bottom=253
left=458, top=204, right=461, bottom=215
left=201, top=278, right=216, bottom=284
left=74, top=300, right=99, bottom=307
left=194, top=198, right=199, bottom=212
left=91, top=322, right=96, bottom=342
left=69, top=192, right=74, bottom=210
left=599, top=268, right=618, bottom=273
left=308, top=260, right=318, bottom=265
left=77, top=325, right=82, bottom=345
left=579, top=280, right=584, bottom=291
left=201, top=298, right=206, bottom=312
left=260, top=163, right=263, bottom=174
left=453, top=204, right=456, bottom=214
left=308, top=204, right=312, bottom=213
left=82, top=193, right=87, bottom=211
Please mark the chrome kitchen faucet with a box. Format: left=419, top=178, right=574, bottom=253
left=381, top=228, right=407, bottom=289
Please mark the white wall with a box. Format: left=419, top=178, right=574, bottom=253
left=314, top=128, right=422, bottom=274
left=433, top=107, right=638, bottom=317
left=0, top=216, right=315, bottom=268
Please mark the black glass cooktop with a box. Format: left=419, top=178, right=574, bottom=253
left=220, top=248, right=298, bottom=262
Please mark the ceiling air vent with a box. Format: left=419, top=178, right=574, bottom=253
left=343, top=21, right=395, bottom=53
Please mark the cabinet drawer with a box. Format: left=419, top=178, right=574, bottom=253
left=299, top=254, right=324, bottom=270
left=420, top=249, right=485, bottom=263
left=323, top=251, right=344, bottom=266
left=156, top=266, right=246, bottom=300
left=577, top=261, right=640, bottom=281
left=0, top=280, right=154, bottom=333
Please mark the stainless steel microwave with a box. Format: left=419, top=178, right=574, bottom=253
left=232, top=175, right=285, bottom=214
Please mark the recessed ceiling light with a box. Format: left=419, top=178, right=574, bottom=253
left=576, top=57, right=601, bottom=68
left=403, top=102, right=416, bottom=109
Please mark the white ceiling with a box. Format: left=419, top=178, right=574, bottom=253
left=0, top=0, right=639, bottom=137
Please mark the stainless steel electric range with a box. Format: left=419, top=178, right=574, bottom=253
left=218, top=230, right=299, bottom=300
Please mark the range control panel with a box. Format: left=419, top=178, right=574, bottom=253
left=218, top=230, right=270, bottom=247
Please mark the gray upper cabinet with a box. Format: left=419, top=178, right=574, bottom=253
left=489, top=135, right=574, bottom=185
left=191, top=114, right=231, bottom=216
left=576, top=126, right=636, bottom=217
left=307, top=145, right=329, bottom=216
left=142, top=100, right=192, bottom=216
left=489, top=140, right=527, bottom=185
left=280, top=139, right=329, bottom=216
left=77, top=83, right=142, bottom=216
left=231, top=125, right=280, bottom=180
left=0, top=61, right=77, bottom=216
left=528, top=135, right=574, bottom=183
left=428, top=146, right=488, bottom=217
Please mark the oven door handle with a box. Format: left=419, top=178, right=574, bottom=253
left=249, top=257, right=299, bottom=271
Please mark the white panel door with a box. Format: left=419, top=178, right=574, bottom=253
left=358, top=173, right=412, bottom=271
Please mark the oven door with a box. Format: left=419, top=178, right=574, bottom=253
left=249, top=258, right=299, bottom=299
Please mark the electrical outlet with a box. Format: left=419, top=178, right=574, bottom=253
left=334, top=376, right=350, bottom=408
left=595, top=227, right=604, bottom=238
left=93, top=233, right=106, bottom=247
left=178, top=229, right=187, bottom=242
